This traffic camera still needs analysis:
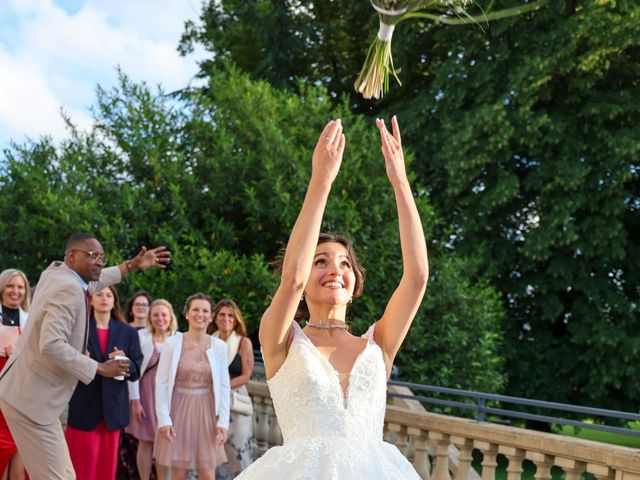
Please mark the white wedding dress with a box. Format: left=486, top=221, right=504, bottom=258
left=236, top=322, right=420, bottom=479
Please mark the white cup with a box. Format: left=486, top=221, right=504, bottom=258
left=112, top=355, right=129, bottom=381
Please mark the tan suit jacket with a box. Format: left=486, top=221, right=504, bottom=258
left=0, top=261, right=121, bottom=425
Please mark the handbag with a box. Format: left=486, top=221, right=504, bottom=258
left=231, top=390, right=254, bottom=416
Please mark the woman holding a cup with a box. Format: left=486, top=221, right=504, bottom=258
left=65, top=285, right=143, bottom=480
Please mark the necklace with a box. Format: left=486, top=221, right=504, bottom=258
left=305, top=321, right=348, bottom=331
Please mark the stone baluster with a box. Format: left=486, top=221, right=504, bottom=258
left=587, top=464, right=613, bottom=480
left=406, top=433, right=416, bottom=463
left=254, top=396, right=271, bottom=457
left=476, top=442, right=498, bottom=480
left=452, top=437, right=474, bottom=480
left=429, top=432, right=452, bottom=480
left=500, top=447, right=525, bottom=480
left=527, top=453, right=553, bottom=480
left=383, top=423, right=397, bottom=445
left=388, top=423, right=410, bottom=457
left=612, top=470, right=640, bottom=480
left=266, top=401, right=282, bottom=448
left=408, top=428, right=431, bottom=480
left=556, top=458, right=586, bottom=480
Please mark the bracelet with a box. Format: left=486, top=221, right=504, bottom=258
left=125, top=259, right=133, bottom=273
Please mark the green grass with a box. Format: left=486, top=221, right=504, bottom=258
left=557, top=421, right=640, bottom=449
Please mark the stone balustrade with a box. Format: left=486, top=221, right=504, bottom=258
left=246, top=380, right=640, bottom=480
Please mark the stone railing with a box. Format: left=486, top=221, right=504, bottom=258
left=246, top=380, right=640, bottom=480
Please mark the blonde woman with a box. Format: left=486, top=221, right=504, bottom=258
left=127, top=299, right=178, bottom=480
left=0, top=269, right=30, bottom=370
left=0, top=269, right=30, bottom=480
left=208, top=299, right=255, bottom=479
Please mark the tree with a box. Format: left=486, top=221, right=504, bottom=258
left=0, top=66, right=505, bottom=392
left=178, top=0, right=374, bottom=105
left=177, top=0, right=640, bottom=410
left=396, top=1, right=640, bottom=409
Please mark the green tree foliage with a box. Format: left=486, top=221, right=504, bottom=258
left=177, top=0, right=639, bottom=410
left=178, top=0, right=374, bottom=102
left=0, top=67, right=505, bottom=392
left=398, top=1, right=640, bottom=410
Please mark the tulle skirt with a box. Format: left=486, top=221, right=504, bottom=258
left=235, top=436, right=420, bottom=480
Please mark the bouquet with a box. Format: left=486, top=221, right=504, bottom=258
left=354, top=0, right=550, bottom=99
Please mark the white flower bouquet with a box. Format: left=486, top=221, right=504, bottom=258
left=354, top=0, right=550, bottom=99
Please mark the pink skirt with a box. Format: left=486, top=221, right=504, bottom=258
left=154, top=387, right=227, bottom=470
left=125, top=365, right=158, bottom=442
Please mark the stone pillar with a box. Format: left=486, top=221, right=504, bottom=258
left=408, top=427, right=431, bottom=480
left=452, top=437, right=474, bottom=480
left=476, top=442, right=498, bottom=480
left=500, top=446, right=525, bottom=480
left=430, top=432, right=452, bottom=480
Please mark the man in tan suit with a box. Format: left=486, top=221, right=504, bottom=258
left=0, top=233, right=170, bottom=479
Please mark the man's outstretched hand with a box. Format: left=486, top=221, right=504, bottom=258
left=129, top=246, right=171, bottom=271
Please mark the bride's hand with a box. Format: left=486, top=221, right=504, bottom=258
left=311, top=119, right=346, bottom=185
left=376, top=116, right=408, bottom=187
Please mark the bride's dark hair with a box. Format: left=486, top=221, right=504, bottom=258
left=273, top=233, right=366, bottom=321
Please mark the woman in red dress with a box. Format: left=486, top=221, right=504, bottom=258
left=65, top=286, right=143, bottom=480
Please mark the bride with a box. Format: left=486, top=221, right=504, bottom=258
left=238, top=116, right=428, bottom=479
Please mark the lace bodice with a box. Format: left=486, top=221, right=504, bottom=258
left=267, top=322, right=388, bottom=443
left=175, top=337, right=213, bottom=389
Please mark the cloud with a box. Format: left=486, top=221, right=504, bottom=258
left=0, top=0, right=204, bottom=148
left=0, top=43, right=92, bottom=145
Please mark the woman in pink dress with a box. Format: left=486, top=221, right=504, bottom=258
left=154, top=293, right=230, bottom=480
left=118, top=290, right=153, bottom=479
left=126, top=299, right=178, bottom=480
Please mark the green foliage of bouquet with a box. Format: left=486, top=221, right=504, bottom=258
left=354, top=0, right=549, bottom=99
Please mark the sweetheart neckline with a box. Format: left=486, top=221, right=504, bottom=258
left=296, top=326, right=374, bottom=409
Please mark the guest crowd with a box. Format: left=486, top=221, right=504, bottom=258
left=0, top=266, right=255, bottom=480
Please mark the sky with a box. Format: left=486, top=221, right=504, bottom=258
left=0, top=0, right=206, bottom=149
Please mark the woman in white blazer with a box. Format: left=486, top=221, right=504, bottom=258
left=154, top=293, right=230, bottom=480
left=0, top=268, right=31, bottom=480
left=126, top=299, right=179, bottom=480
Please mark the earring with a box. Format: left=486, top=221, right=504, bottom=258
left=300, top=293, right=305, bottom=302
left=348, top=297, right=353, bottom=304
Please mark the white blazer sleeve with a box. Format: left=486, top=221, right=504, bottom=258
left=155, top=337, right=174, bottom=429
left=217, top=342, right=231, bottom=430
left=129, top=330, right=150, bottom=401
left=128, top=378, right=140, bottom=400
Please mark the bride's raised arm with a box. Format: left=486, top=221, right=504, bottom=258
left=259, top=119, right=346, bottom=379
left=374, top=116, right=429, bottom=373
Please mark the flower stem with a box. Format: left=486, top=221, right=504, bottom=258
left=354, top=26, right=402, bottom=99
